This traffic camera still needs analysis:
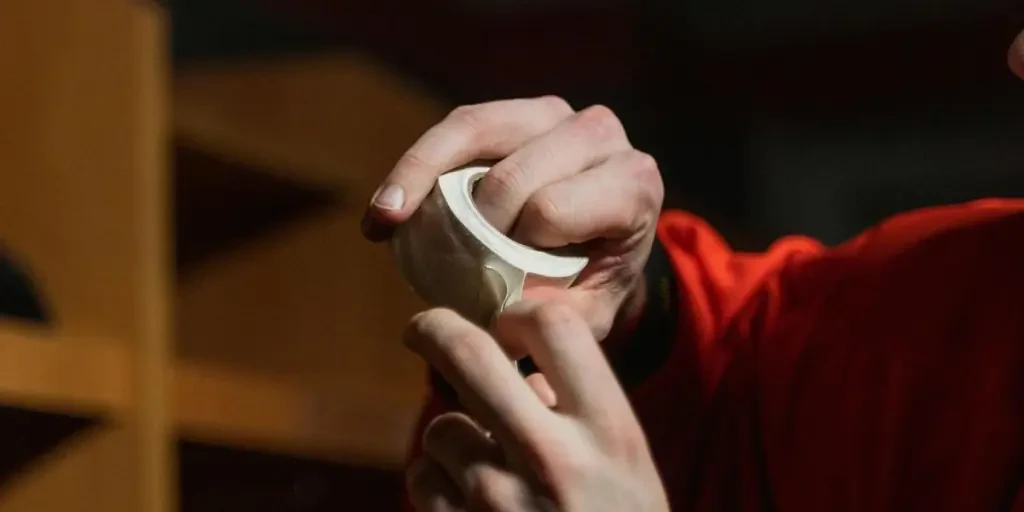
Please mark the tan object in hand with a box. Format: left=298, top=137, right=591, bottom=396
left=392, top=165, right=589, bottom=327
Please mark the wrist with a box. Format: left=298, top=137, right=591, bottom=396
left=603, top=276, right=648, bottom=358
left=602, top=234, right=680, bottom=389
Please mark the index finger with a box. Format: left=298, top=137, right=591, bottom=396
left=494, top=300, right=632, bottom=420
left=363, top=96, right=574, bottom=236
left=404, top=308, right=555, bottom=448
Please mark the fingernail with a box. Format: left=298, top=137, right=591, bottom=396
left=371, top=184, right=405, bottom=211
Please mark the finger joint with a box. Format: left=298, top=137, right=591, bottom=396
left=573, top=104, right=626, bottom=142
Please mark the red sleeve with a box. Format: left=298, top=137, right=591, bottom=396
left=653, top=209, right=827, bottom=394
left=651, top=198, right=1024, bottom=511
left=654, top=198, right=1024, bottom=404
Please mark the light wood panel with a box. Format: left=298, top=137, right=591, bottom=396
left=132, top=3, right=174, bottom=510
left=175, top=360, right=419, bottom=467
left=173, top=54, right=447, bottom=469
left=0, top=1, right=161, bottom=342
left=2, top=10, right=448, bottom=509
left=0, top=1, right=172, bottom=511
left=177, top=211, right=425, bottom=381
left=0, top=319, right=414, bottom=468
left=0, top=322, right=130, bottom=415
left=175, top=210, right=428, bottom=466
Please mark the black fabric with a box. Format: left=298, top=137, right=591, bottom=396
left=605, top=236, right=680, bottom=389
left=517, top=237, right=679, bottom=387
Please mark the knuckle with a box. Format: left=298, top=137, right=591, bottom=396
left=467, top=466, right=519, bottom=512
left=628, top=150, right=665, bottom=211
left=629, top=150, right=660, bottom=178
left=574, top=104, right=625, bottom=140
left=603, top=415, right=643, bottom=447
left=447, top=103, right=480, bottom=123
left=446, top=103, right=485, bottom=136
left=528, top=301, right=579, bottom=332
left=578, top=104, right=618, bottom=125
left=535, top=94, right=574, bottom=117
left=395, top=148, right=435, bottom=171
left=445, top=329, right=490, bottom=368
left=592, top=413, right=648, bottom=462
left=521, top=191, right=563, bottom=230
left=531, top=444, right=591, bottom=489
left=483, top=159, right=527, bottom=199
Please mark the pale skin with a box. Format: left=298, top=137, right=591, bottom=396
left=362, top=33, right=1024, bottom=512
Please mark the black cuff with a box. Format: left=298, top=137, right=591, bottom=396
left=517, top=236, right=679, bottom=388
left=608, top=235, right=679, bottom=389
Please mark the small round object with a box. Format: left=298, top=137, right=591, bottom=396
left=391, top=165, right=588, bottom=326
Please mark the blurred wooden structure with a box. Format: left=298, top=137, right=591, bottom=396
left=0, top=1, right=445, bottom=510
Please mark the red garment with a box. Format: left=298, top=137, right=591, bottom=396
left=405, top=199, right=1024, bottom=511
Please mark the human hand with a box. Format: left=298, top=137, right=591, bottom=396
left=362, top=97, right=664, bottom=341
left=403, top=300, right=669, bottom=512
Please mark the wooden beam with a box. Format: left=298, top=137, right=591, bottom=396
left=0, top=2, right=173, bottom=510
left=175, top=360, right=419, bottom=467
left=0, top=323, right=130, bottom=416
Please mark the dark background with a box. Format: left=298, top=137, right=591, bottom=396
left=172, top=0, right=1024, bottom=249
left=167, top=1, right=1023, bottom=509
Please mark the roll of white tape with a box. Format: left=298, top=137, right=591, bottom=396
left=392, top=165, right=589, bottom=327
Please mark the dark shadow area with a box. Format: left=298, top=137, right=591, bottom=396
left=0, top=250, right=97, bottom=490
left=0, top=252, right=50, bottom=324
left=171, top=0, right=1024, bottom=249
left=174, top=144, right=341, bottom=276
left=179, top=442, right=403, bottom=512
left=171, top=0, right=334, bottom=65
left=853, top=175, right=1024, bottom=231
left=0, top=407, right=98, bottom=490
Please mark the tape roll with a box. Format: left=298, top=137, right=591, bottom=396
left=392, top=165, right=589, bottom=327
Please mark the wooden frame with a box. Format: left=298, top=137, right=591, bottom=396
left=0, top=2, right=446, bottom=510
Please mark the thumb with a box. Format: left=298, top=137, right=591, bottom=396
left=1010, top=30, right=1024, bottom=80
